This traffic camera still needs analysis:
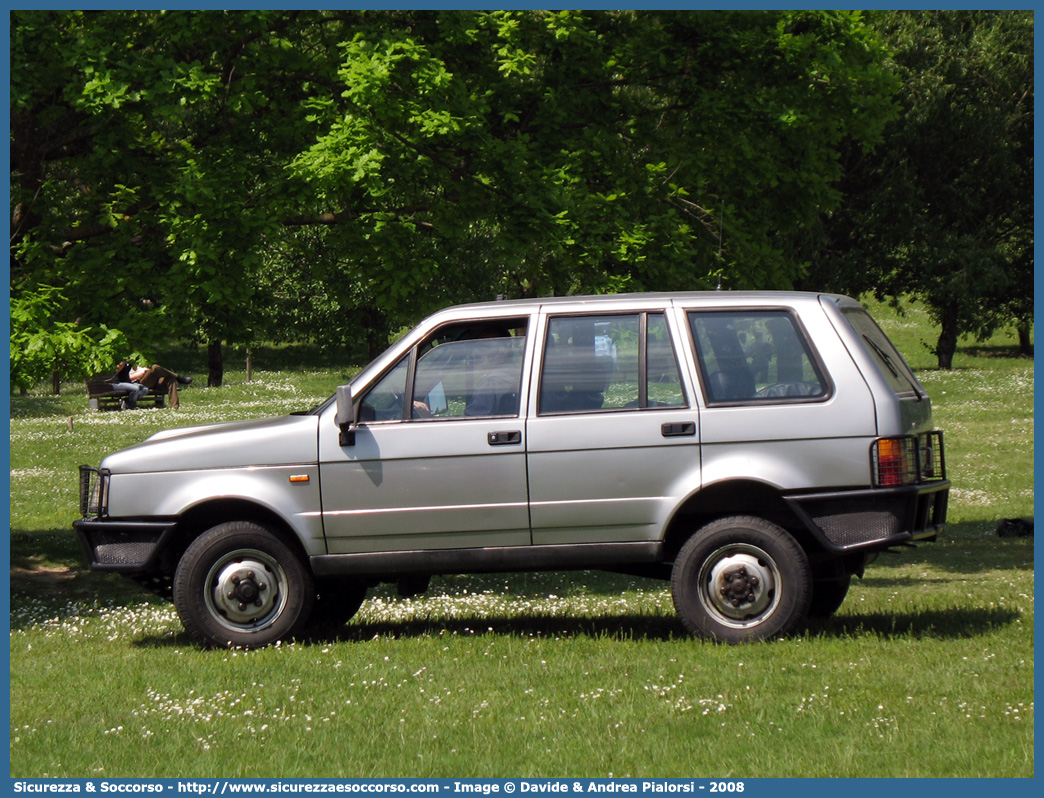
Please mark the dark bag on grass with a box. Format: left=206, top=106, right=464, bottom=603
left=996, top=518, right=1033, bottom=538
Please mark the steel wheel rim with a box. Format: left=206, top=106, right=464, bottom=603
left=204, top=548, right=288, bottom=633
left=697, top=543, right=781, bottom=629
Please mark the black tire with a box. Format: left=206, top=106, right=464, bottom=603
left=173, top=521, right=314, bottom=648
left=671, top=516, right=812, bottom=643
left=807, top=575, right=852, bottom=619
left=308, top=577, right=368, bottom=631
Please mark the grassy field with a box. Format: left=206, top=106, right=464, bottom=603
left=7, top=301, right=1034, bottom=778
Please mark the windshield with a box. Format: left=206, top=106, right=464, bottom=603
left=841, top=307, right=924, bottom=398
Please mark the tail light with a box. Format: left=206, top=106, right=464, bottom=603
left=872, top=432, right=945, bottom=487
left=873, top=437, right=915, bottom=486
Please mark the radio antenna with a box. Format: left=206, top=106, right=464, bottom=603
left=715, top=207, right=724, bottom=290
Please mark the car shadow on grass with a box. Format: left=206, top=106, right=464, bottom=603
left=315, top=604, right=1023, bottom=644
left=805, top=605, right=1022, bottom=640
left=124, top=613, right=689, bottom=649
left=859, top=519, right=1035, bottom=577
left=12, top=565, right=1024, bottom=647
left=313, top=613, right=686, bottom=643
left=128, top=602, right=1023, bottom=650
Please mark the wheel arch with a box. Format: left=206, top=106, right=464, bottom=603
left=157, top=499, right=313, bottom=581
left=662, top=479, right=818, bottom=563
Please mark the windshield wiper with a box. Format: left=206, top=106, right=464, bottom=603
left=862, top=335, right=923, bottom=400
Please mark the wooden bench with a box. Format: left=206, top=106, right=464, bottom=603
left=85, top=375, right=165, bottom=411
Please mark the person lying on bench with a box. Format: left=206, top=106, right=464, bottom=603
left=110, top=360, right=192, bottom=410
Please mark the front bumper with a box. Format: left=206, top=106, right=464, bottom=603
left=74, top=516, right=178, bottom=571
left=76, top=464, right=177, bottom=572
left=786, top=480, right=950, bottom=553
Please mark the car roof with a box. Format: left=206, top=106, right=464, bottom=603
left=443, top=290, right=848, bottom=314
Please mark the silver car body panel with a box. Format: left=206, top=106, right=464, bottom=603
left=319, top=311, right=539, bottom=554
left=317, top=414, right=531, bottom=553
left=99, top=414, right=327, bottom=556
left=107, top=464, right=327, bottom=557
left=79, top=291, right=948, bottom=573
left=524, top=299, right=702, bottom=545
left=526, top=411, right=702, bottom=544
left=102, top=415, right=320, bottom=474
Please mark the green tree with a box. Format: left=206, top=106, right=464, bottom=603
left=9, top=284, right=132, bottom=394
left=805, top=11, right=1033, bottom=368
left=11, top=11, right=335, bottom=385
left=290, top=10, right=897, bottom=304
left=12, top=10, right=898, bottom=385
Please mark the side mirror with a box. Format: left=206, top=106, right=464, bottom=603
left=334, top=385, right=358, bottom=447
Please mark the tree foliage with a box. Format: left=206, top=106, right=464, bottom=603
left=805, top=11, right=1033, bottom=367
left=14, top=10, right=961, bottom=388
left=9, top=285, right=132, bottom=394
left=11, top=11, right=313, bottom=384
left=289, top=10, right=897, bottom=305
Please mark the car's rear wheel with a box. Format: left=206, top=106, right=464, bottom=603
left=173, top=521, right=314, bottom=648
left=672, top=516, right=811, bottom=643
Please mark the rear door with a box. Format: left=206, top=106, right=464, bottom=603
left=525, top=305, right=701, bottom=545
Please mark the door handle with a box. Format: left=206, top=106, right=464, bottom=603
left=488, top=430, right=522, bottom=446
left=661, top=422, right=696, bottom=438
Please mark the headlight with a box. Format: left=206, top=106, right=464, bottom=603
left=78, top=466, right=109, bottom=517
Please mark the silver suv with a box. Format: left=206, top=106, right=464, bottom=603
left=76, top=292, right=950, bottom=647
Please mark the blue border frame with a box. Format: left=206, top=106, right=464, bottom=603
left=4, top=3, right=1037, bottom=791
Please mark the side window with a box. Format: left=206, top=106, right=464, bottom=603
left=841, top=307, right=923, bottom=396
left=413, top=336, right=525, bottom=419
left=688, top=310, right=827, bottom=404
left=647, top=314, right=686, bottom=407
left=540, top=313, right=686, bottom=414
left=361, top=320, right=528, bottom=422
left=360, top=357, right=409, bottom=421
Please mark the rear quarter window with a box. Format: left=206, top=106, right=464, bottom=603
left=688, top=309, right=829, bottom=404
left=841, top=307, right=923, bottom=396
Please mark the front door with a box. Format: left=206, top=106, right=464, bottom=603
left=318, top=321, right=533, bottom=554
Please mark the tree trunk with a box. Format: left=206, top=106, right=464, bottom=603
left=936, top=304, right=959, bottom=370
left=246, top=348, right=253, bottom=382
left=207, top=341, right=224, bottom=387
left=52, top=369, right=61, bottom=396
left=363, top=306, right=388, bottom=362
left=1017, top=324, right=1033, bottom=356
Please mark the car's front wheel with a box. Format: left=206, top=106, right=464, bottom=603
left=672, top=516, right=811, bottom=643
left=173, top=521, right=314, bottom=648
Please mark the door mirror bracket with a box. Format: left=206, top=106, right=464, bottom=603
left=338, top=424, right=356, bottom=447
